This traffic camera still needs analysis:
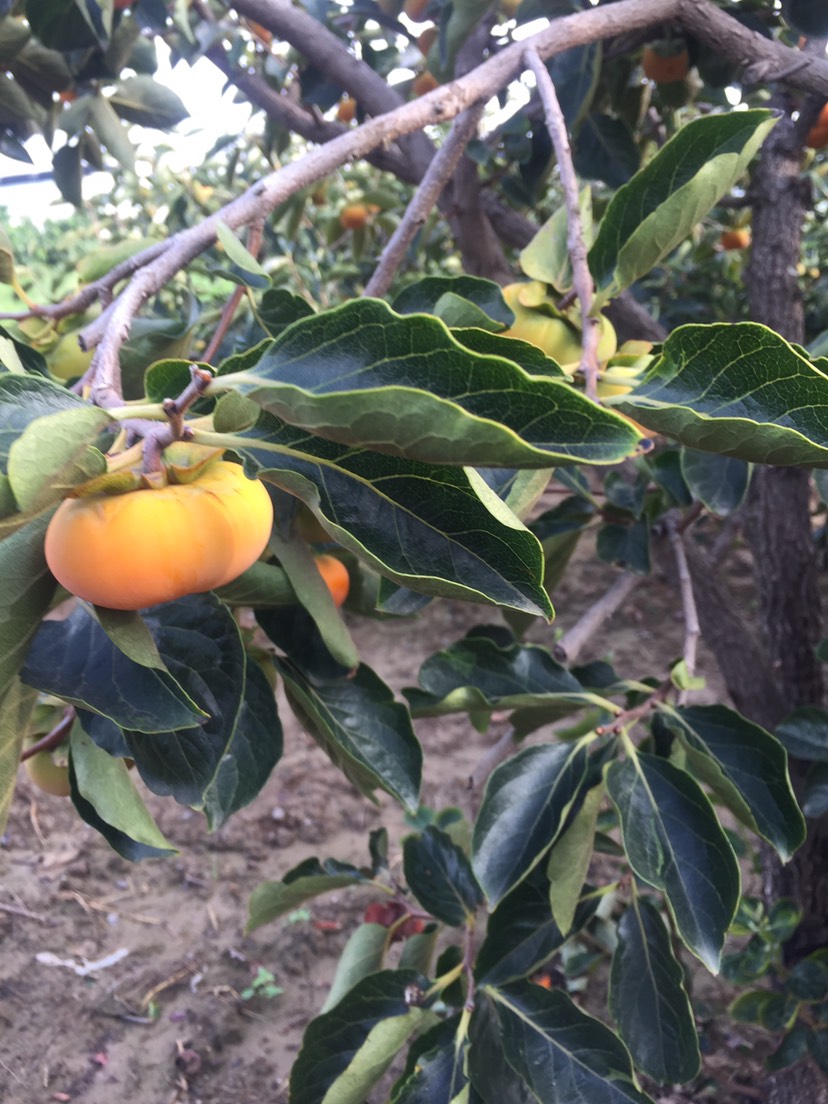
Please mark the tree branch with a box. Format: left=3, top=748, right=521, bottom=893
left=364, top=104, right=486, bottom=298
left=555, top=570, right=641, bottom=666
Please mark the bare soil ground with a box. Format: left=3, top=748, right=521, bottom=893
left=0, top=544, right=754, bottom=1104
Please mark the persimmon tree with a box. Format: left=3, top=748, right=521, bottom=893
left=2, top=1, right=828, bottom=1102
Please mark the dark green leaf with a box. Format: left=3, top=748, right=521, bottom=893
left=452, top=327, right=566, bottom=379
left=788, top=957, right=828, bottom=1003
left=610, top=897, right=700, bottom=1083
left=0, top=511, right=56, bottom=699
left=808, top=1027, right=828, bottom=1072
left=596, top=517, right=651, bottom=574
left=21, top=603, right=205, bottom=734
left=276, top=657, right=422, bottom=810
left=109, top=75, right=188, bottom=128
left=256, top=287, right=315, bottom=337
left=469, top=982, right=654, bottom=1104
left=247, top=855, right=373, bottom=932
left=25, top=0, right=98, bottom=49
left=53, top=143, right=84, bottom=207
left=405, top=634, right=596, bottom=718
left=607, top=754, right=740, bottom=972
left=766, top=1022, right=811, bottom=1071
left=589, top=112, right=776, bottom=306
left=783, top=0, right=828, bottom=35
left=776, top=707, right=828, bottom=762
left=618, top=323, right=828, bottom=466
left=803, top=763, right=828, bottom=817
left=0, top=374, right=88, bottom=475
left=661, top=703, right=805, bottom=862
left=680, top=448, right=750, bottom=516
left=391, top=1021, right=468, bottom=1104
left=215, top=299, right=640, bottom=468
left=88, top=93, right=135, bottom=171
left=574, top=113, right=640, bottom=189
left=403, top=826, right=483, bottom=926
left=472, top=741, right=589, bottom=906
left=0, top=323, right=49, bottom=375
left=290, top=969, right=431, bottom=1104
left=393, top=276, right=516, bottom=326
left=476, top=864, right=599, bottom=985
left=232, top=412, right=552, bottom=617
left=547, top=43, right=601, bottom=131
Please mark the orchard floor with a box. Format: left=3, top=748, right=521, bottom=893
left=0, top=541, right=765, bottom=1104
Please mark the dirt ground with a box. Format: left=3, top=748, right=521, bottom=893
left=0, top=540, right=752, bottom=1104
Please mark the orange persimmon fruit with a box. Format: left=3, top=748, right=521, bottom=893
left=315, top=554, right=350, bottom=607
left=44, top=460, right=274, bottom=610
left=340, top=203, right=369, bottom=230
left=641, top=44, right=690, bottom=85
left=719, top=228, right=751, bottom=251
left=412, top=70, right=439, bottom=96
left=337, top=96, right=357, bottom=123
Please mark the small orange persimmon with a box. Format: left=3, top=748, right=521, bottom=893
left=340, top=203, right=369, bottom=230
left=641, top=44, right=690, bottom=85
left=403, top=0, right=429, bottom=20
left=45, top=460, right=274, bottom=610
left=412, top=70, right=439, bottom=97
left=247, top=20, right=273, bottom=44
left=315, top=554, right=350, bottom=607
left=416, top=26, right=437, bottom=55
left=337, top=96, right=357, bottom=123
left=806, top=104, right=828, bottom=149
left=719, top=228, right=751, bottom=251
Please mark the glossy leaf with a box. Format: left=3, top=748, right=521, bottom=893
left=596, top=517, right=651, bottom=574
left=476, top=864, right=599, bottom=985
left=472, top=741, right=589, bottom=906
left=247, top=856, right=374, bottom=932
left=574, top=113, right=640, bottom=189
left=589, top=111, right=776, bottom=307
left=775, top=707, right=828, bottom=762
left=276, top=657, right=422, bottom=810
left=608, top=754, right=740, bottom=972
left=660, top=703, right=805, bottom=861
left=21, top=603, right=205, bottom=733
left=225, top=412, right=552, bottom=617
left=469, top=981, right=654, bottom=1104
left=618, top=323, right=828, bottom=466
left=392, top=276, right=512, bottom=328
left=214, top=299, right=641, bottom=468
left=256, top=287, right=315, bottom=337
left=403, top=826, right=483, bottom=926
left=680, top=448, right=750, bottom=516
left=610, top=897, right=700, bottom=1084
left=290, top=969, right=431, bottom=1104
left=391, top=1021, right=468, bottom=1104
left=405, top=633, right=601, bottom=718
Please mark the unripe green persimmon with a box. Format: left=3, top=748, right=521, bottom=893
left=47, top=331, right=94, bottom=382
left=24, top=751, right=71, bottom=797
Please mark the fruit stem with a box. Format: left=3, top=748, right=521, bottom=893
left=20, top=707, right=75, bottom=762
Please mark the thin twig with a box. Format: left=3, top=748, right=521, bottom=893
left=19, top=707, right=75, bottom=762
left=554, top=570, right=641, bottom=665
left=202, top=219, right=265, bottom=364
left=666, top=513, right=700, bottom=704
left=364, top=103, right=486, bottom=298
left=525, top=46, right=600, bottom=400
left=0, top=901, right=49, bottom=923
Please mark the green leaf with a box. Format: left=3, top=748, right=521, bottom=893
left=403, top=826, right=483, bottom=927
left=53, top=143, right=84, bottom=207
left=610, top=896, right=700, bottom=1084
left=230, top=413, right=552, bottom=617
left=21, top=603, right=205, bottom=733
left=0, top=510, right=56, bottom=699
left=574, top=114, right=640, bottom=190
left=212, top=559, right=297, bottom=607
left=476, top=864, right=599, bottom=985
left=25, top=0, right=99, bottom=50
left=803, top=763, right=828, bottom=817
left=589, top=111, right=777, bottom=307
left=256, top=287, right=315, bottom=337
left=0, top=677, right=37, bottom=838
left=69, top=722, right=175, bottom=858
left=618, top=323, right=828, bottom=466
left=109, top=75, right=188, bottom=128
left=546, top=782, right=603, bottom=936
left=548, top=44, right=601, bottom=132
left=93, top=607, right=171, bottom=672
left=660, top=704, right=805, bottom=862
left=248, top=856, right=372, bottom=932
left=0, top=374, right=88, bottom=476
left=472, top=741, right=589, bottom=906
left=680, top=448, right=750, bottom=516
left=775, top=707, right=828, bottom=762
left=596, top=517, right=651, bottom=574
left=451, top=327, right=567, bottom=379
left=215, top=299, right=640, bottom=468
left=88, top=93, right=135, bottom=172
left=393, top=276, right=512, bottom=328
left=276, top=657, right=422, bottom=811
left=290, top=969, right=431, bottom=1104
left=7, top=407, right=109, bottom=512
left=405, top=633, right=600, bottom=718
left=469, top=982, right=655, bottom=1104
left=607, top=754, right=740, bottom=972
left=783, top=0, right=828, bottom=35
left=787, top=956, right=828, bottom=1003
left=766, top=1022, right=812, bottom=1072
left=519, top=188, right=592, bottom=294
left=214, top=220, right=270, bottom=288
left=391, top=1021, right=469, bottom=1104
left=321, top=922, right=390, bottom=1013
left=0, top=323, right=49, bottom=376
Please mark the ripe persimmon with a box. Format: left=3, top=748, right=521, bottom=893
left=719, top=228, right=751, bottom=251
left=806, top=104, right=828, bottom=149
left=340, top=203, right=369, bottom=230
left=315, top=554, right=350, bottom=607
left=641, top=44, right=690, bottom=85
left=45, top=460, right=274, bottom=610
left=412, top=70, right=439, bottom=96
left=337, top=96, right=357, bottom=123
